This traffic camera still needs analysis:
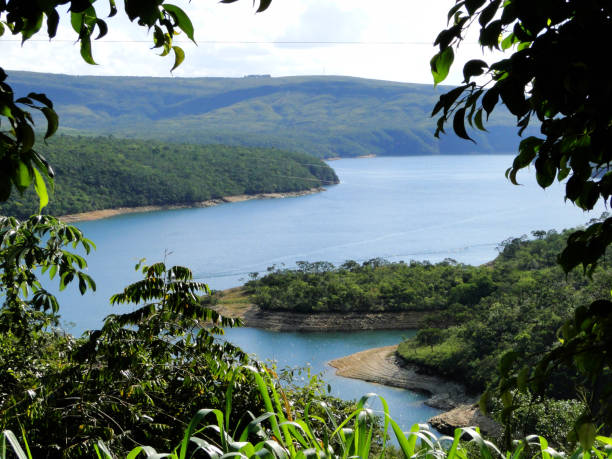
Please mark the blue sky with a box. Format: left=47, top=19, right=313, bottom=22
left=2, top=0, right=494, bottom=85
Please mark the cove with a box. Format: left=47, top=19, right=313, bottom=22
left=59, top=155, right=602, bottom=333
left=220, top=328, right=441, bottom=431
left=51, top=154, right=603, bottom=432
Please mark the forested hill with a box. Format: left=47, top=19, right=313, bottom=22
left=8, top=71, right=524, bottom=158
left=0, top=135, right=338, bottom=219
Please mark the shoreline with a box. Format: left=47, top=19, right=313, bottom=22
left=59, top=187, right=324, bottom=223
left=328, top=344, right=501, bottom=435
left=328, top=345, right=470, bottom=405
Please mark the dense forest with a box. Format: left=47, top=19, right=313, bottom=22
left=246, top=228, right=609, bottom=317
left=7, top=72, right=528, bottom=158
left=0, top=134, right=338, bottom=219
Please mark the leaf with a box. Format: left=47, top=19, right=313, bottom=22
left=535, top=157, right=556, bottom=188
left=452, top=107, right=474, bottom=142
left=27, top=92, right=54, bottom=109
left=474, top=108, right=486, bottom=131
left=462, top=59, right=488, bottom=83
left=80, top=34, right=97, bottom=65
left=171, top=46, right=185, bottom=72
left=256, top=0, right=273, bottom=13
left=431, top=47, right=455, bottom=86
left=482, top=87, right=499, bottom=118
left=163, top=4, right=195, bottom=42
left=33, top=168, right=49, bottom=212
left=578, top=422, right=596, bottom=450
left=465, top=0, right=486, bottom=15
left=41, top=107, right=59, bottom=139
left=447, top=2, right=465, bottom=24
left=479, top=0, right=501, bottom=27
left=46, top=9, right=60, bottom=38
left=108, top=0, right=118, bottom=17
left=95, top=18, right=108, bottom=40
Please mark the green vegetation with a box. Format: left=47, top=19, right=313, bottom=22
left=246, top=226, right=612, bottom=448
left=4, top=384, right=612, bottom=458
left=0, top=134, right=338, bottom=219
left=0, top=216, right=357, bottom=456
left=247, top=228, right=609, bottom=317
left=431, top=0, right=612, bottom=445
left=8, top=71, right=522, bottom=159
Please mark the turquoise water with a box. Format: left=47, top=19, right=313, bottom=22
left=60, top=155, right=600, bottom=332
left=220, top=328, right=440, bottom=430
left=50, top=154, right=602, bottom=431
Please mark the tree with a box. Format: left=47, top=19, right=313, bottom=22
left=0, top=0, right=270, bottom=210
left=431, top=0, right=611, bottom=446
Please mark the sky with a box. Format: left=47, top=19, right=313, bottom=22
left=2, top=0, right=493, bottom=85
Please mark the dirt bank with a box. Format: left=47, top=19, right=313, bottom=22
left=328, top=344, right=501, bottom=435
left=243, top=308, right=427, bottom=331
left=59, top=188, right=324, bottom=223
left=329, top=345, right=470, bottom=405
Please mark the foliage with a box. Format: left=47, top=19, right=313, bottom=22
left=7, top=71, right=524, bottom=159
left=0, top=134, right=338, bottom=219
left=0, top=0, right=270, bottom=209
left=246, top=228, right=605, bottom=317
left=431, top=0, right=612, bottom=271
left=4, top=382, right=612, bottom=458
left=431, top=1, right=612, bottom=446
left=0, top=214, right=95, bottom=336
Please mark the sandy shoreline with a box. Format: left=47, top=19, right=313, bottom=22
left=59, top=187, right=324, bottom=223
left=328, top=345, right=501, bottom=435
left=329, top=345, right=468, bottom=400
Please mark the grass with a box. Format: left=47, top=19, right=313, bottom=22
left=3, top=365, right=612, bottom=458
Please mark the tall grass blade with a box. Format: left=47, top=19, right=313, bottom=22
left=1, top=431, right=28, bottom=459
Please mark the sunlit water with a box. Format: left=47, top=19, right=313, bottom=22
left=51, top=155, right=602, bottom=431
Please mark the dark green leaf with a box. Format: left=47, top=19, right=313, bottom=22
left=478, top=0, right=501, bottom=27
left=452, top=107, right=474, bottom=142
left=256, top=0, right=272, bottom=13
left=474, top=108, right=486, bottom=131
left=462, top=59, right=488, bottom=83
left=95, top=18, right=108, bottom=40
left=40, top=107, right=59, bottom=139
left=482, top=87, right=499, bottom=118
left=46, top=9, right=60, bottom=38
left=27, top=92, right=54, bottom=109
left=465, top=0, right=485, bottom=15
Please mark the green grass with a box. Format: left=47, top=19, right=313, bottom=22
left=4, top=365, right=612, bottom=458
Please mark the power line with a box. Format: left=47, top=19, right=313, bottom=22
left=3, top=38, right=437, bottom=45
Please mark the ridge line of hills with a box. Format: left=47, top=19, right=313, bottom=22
left=8, top=71, right=529, bottom=158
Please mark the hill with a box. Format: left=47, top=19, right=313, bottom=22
left=0, top=135, right=338, bottom=219
left=7, top=71, right=526, bottom=158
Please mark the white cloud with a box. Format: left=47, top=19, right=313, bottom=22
left=1, top=0, right=501, bottom=85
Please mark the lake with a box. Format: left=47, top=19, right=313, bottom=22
left=60, top=155, right=600, bottom=332
left=53, top=154, right=602, bottom=430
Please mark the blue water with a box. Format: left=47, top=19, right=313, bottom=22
left=50, top=155, right=602, bottom=431
left=220, top=328, right=439, bottom=430
left=60, top=155, right=600, bottom=332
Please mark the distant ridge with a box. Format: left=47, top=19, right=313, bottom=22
left=8, top=71, right=527, bottom=158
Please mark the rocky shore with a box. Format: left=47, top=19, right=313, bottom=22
left=59, top=187, right=324, bottom=223
left=243, top=308, right=426, bottom=331
left=329, top=344, right=501, bottom=436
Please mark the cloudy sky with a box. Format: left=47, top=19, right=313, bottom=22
left=2, top=0, right=492, bottom=85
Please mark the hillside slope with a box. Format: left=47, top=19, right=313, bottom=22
left=0, top=135, right=338, bottom=219
left=8, top=72, right=526, bottom=158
